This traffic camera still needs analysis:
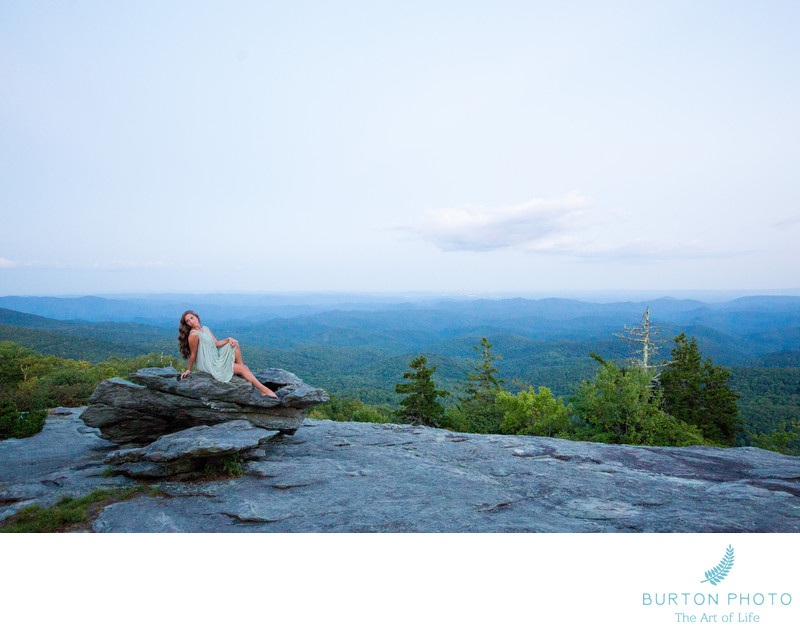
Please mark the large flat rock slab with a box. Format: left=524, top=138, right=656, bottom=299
left=91, top=419, right=800, bottom=533
left=79, top=367, right=328, bottom=445
left=5, top=410, right=800, bottom=532
left=0, top=409, right=134, bottom=520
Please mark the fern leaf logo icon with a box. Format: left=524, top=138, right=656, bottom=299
left=700, top=545, right=734, bottom=586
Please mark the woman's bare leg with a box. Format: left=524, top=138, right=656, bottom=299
left=233, top=362, right=277, bottom=398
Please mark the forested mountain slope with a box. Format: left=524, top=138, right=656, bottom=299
left=1, top=295, right=798, bottom=435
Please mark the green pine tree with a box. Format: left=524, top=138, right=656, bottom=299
left=658, top=333, right=742, bottom=445
left=452, top=337, right=506, bottom=433
left=395, top=355, right=449, bottom=427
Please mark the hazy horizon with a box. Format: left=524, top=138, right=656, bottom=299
left=3, top=287, right=800, bottom=305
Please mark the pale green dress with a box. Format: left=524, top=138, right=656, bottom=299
left=192, top=326, right=235, bottom=382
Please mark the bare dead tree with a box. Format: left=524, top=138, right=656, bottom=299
left=614, top=307, right=663, bottom=371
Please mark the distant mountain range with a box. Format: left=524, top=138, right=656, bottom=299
left=2, top=292, right=799, bottom=326
left=1, top=294, right=799, bottom=364
left=2, top=294, right=799, bottom=428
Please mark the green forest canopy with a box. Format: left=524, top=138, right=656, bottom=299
left=0, top=295, right=798, bottom=451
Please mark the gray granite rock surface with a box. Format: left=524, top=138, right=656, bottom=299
left=79, top=367, right=328, bottom=445
left=96, top=419, right=800, bottom=533
left=4, top=411, right=800, bottom=532
left=104, top=420, right=280, bottom=478
left=0, top=409, right=134, bottom=520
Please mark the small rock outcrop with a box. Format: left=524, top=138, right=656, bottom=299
left=104, top=420, right=279, bottom=479
left=79, top=367, right=328, bottom=445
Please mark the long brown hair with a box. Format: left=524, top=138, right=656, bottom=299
left=178, top=310, right=200, bottom=359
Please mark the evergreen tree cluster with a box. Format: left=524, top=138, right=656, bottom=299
left=657, top=333, right=742, bottom=444
left=569, top=358, right=706, bottom=446
left=392, top=333, right=746, bottom=448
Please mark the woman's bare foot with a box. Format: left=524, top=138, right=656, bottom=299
left=259, top=386, right=278, bottom=399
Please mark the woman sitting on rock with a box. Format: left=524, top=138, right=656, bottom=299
left=178, top=310, right=278, bottom=398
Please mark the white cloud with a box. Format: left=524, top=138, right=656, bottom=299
left=395, top=193, right=594, bottom=252
left=392, top=194, right=738, bottom=261
left=0, top=258, right=18, bottom=268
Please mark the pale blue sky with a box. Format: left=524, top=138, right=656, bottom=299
left=1, top=1, right=799, bottom=295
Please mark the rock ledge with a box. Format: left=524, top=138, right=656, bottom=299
left=104, top=420, right=280, bottom=478
left=79, top=367, right=328, bottom=445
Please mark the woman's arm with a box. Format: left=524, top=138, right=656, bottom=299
left=180, top=332, right=200, bottom=379
left=209, top=328, right=238, bottom=349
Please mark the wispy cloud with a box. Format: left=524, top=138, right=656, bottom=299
left=563, top=240, right=743, bottom=261
left=772, top=215, right=800, bottom=229
left=391, top=194, right=737, bottom=261
left=0, top=258, right=18, bottom=268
